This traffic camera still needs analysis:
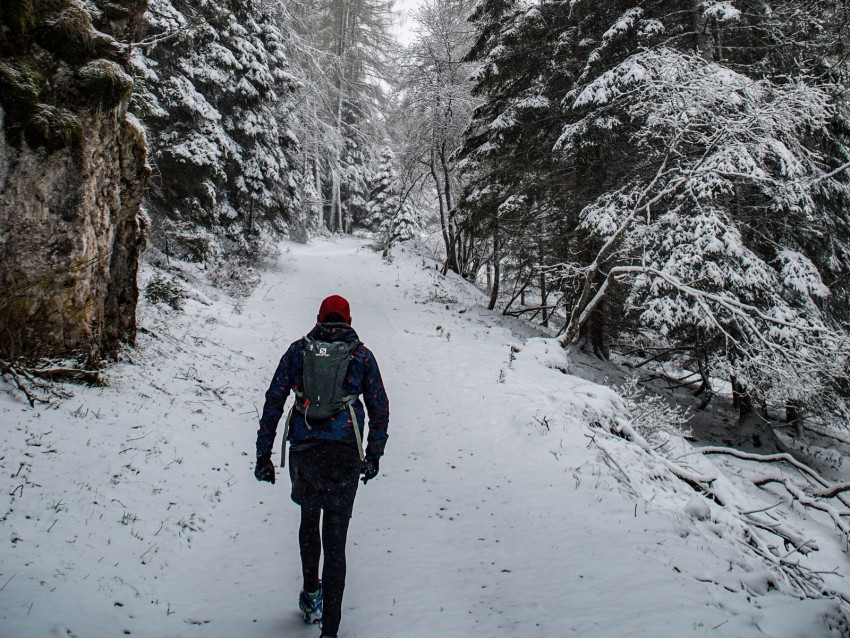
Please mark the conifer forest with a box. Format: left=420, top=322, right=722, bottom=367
left=2, top=0, right=850, bottom=634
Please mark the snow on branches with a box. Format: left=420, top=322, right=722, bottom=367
left=366, top=146, right=422, bottom=250
left=131, top=0, right=299, bottom=260
left=556, top=47, right=850, bottom=416
left=586, top=382, right=850, bottom=613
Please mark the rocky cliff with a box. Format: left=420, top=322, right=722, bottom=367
left=0, top=0, right=150, bottom=363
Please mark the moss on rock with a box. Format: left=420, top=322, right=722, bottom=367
left=35, top=2, right=96, bottom=64
left=1, top=0, right=36, bottom=52
left=75, top=59, right=134, bottom=109
left=25, top=103, right=83, bottom=150
left=0, top=59, right=44, bottom=115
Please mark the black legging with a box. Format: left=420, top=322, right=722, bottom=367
left=300, top=505, right=351, bottom=636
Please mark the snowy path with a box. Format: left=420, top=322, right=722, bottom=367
left=2, top=238, right=847, bottom=637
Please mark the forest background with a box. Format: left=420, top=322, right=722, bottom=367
left=2, top=0, right=850, bottom=469
left=128, top=0, right=850, bottom=438
left=2, top=0, right=850, bottom=627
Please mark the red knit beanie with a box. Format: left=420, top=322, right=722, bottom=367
left=318, top=295, right=351, bottom=324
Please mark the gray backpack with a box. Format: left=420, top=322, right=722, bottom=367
left=280, top=337, right=363, bottom=466
left=297, top=338, right=359, bottom=419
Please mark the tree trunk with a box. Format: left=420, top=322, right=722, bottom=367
left=332, top=0, right=349, bottom=233
left=431, top=149, right=458, bottom=274
left=591, top=296, right=610, bottom=360
left=314, top=140, right=324, bottom=229
left=732, top=376, right=753, bottom=421
left=786, top=400, right=803, bottom=438
left=540, top=270, right=549, bottom=327
left=331, top=165, right=342, bottom=232
left=689, top=0, right=713, bottom=60
left=488, top=228, right=501, bottom=311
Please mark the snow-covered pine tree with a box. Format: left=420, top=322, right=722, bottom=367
left=363, top=145, right=421, bottom=247
left=456, top=0, right=583, bottom=309
left=559, top=46, right=850, bottom=415
left=340, top=98, right=374, bottom=231
left=385, top=199, right=421, bottom=247
left=459, top=0, right=850, bottom=423
left=131, top=0, right=299, bottom=261
left=285, top=0, right=394, bottom=234
left=364, top=145, right=398, bottom=232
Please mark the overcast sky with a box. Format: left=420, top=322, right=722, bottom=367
left=393, top=0, right=420, bottom=45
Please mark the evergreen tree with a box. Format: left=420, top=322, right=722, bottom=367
left=131, top=0, right=299, bottom=261
left=386, top=200, right=421, bottom=247
left=364, top=145, right=421, bottom=246
left=365, top=145, right=398, bottom=232
left=459, top=0, right=850, bottom=421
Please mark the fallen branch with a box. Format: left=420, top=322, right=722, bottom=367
left=589, top=412, right=849, bottom=608
left=502, top=305, right=559, bottom=317
left=754, top=476, right=850, bottom=538
left=689, top=447, right=832, bottom=489
left=591, top=420, right=719, bottom=499
left=0, top=359, right=46, bottom=407
left=0, top=359, right=83, bottom=406
left=28, top=367, right=101, bottom=384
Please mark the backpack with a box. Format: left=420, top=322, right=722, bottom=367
left=280, top=337, right=363, bottom=466
left=297, top=337, right=359, bottom=419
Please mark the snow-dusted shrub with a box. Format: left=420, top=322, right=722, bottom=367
left=166, top=225, right=219, bottom=263
left=208, top=258, right=260, bottom=298
left=616, top=376, right=691, bottom=456
left=144, top=275, right=186, bottom=310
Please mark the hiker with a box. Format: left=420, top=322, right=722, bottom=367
left=254, top=294, right=389, bottom=638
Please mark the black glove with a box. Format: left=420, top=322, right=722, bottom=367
left=254, top=454, right=275, bottom=484
left=361, top=455, right=379, bottom=484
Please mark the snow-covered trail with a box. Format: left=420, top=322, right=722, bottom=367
left=139, top=238, right=762, bottom=637
left=3, top=238, right=844, bottom=637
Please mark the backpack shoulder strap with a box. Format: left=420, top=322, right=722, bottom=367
left=280, top=336, right=308, bottom=468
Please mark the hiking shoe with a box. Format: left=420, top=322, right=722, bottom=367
left=299, top=584, right=323, bottom=624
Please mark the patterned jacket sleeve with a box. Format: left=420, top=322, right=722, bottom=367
left=362, top=348, right=390, bottom=459
left=256, top=342, right=298, bottom=457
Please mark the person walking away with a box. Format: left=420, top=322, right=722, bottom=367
left=254, top=295, right=389, bottom=638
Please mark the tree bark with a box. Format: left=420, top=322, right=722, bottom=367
left=732, top=376, right=753, bottom=421
left=689, top=0, right=713, bottom=60
left=786, top=400, right=803, bottom=438
left=540, top=270, right=549, bottom=327
left=591, top=296, right=610, bottom=360
left=488, top=227, right=501, bottom=311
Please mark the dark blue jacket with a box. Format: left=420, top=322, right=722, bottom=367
left=256, top=323, right=389, bottom=459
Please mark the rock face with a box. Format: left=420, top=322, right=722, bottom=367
left=0, top=0, right=150, bottom=362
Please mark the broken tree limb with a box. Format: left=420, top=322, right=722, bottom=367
left=27, top=367, right=101, bottom=384
left=754, top=476, right=850, bottom=538
left=686, top=446, right=825, bottom=485
left=0, top=359, right=41, bottom=407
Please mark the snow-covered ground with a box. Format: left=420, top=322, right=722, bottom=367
left=1, top=237, right=848, bottom=637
